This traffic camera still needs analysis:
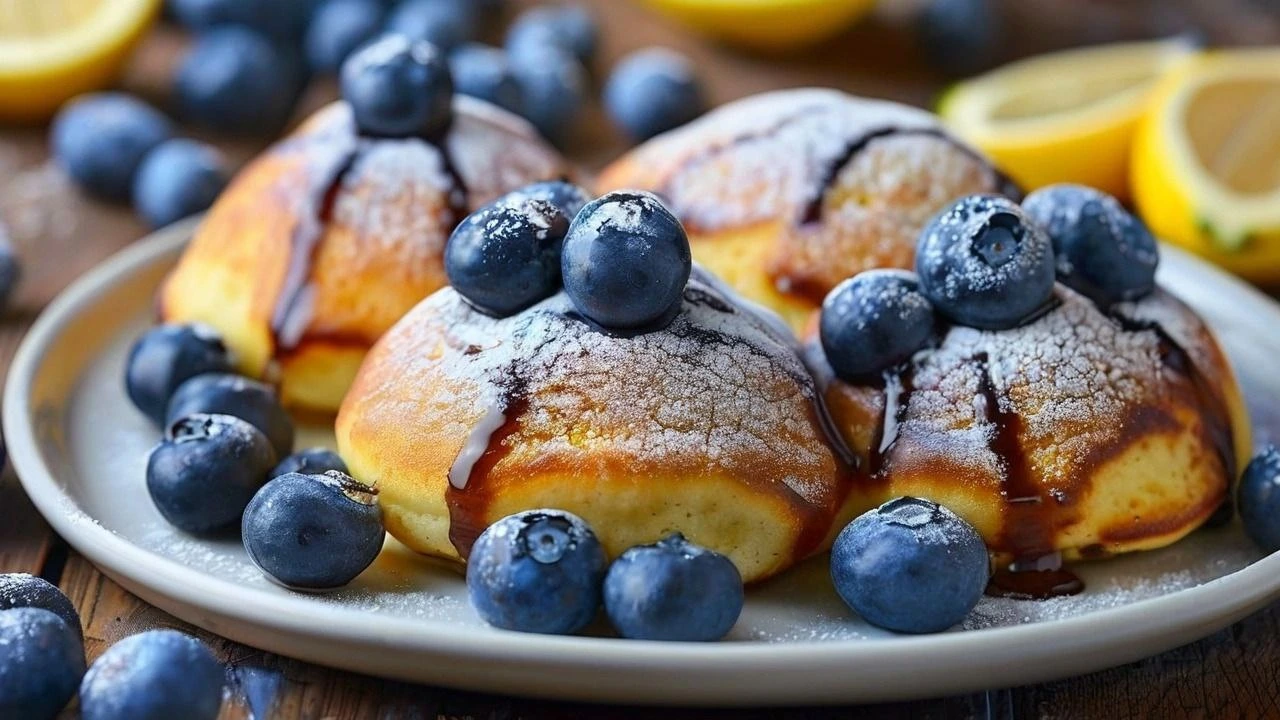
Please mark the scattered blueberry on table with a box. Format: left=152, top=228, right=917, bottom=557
left=341, top=33, right=454, bottom=139
left=467, top=509, right=606, bottom=635
left=1022, top=183, right=1159, bottom=305
left=0, top=607, right=85, bottom=720
left=0, top=574, right=82, bottom=641
left=242, top=471, right=384, bottom=590
left=820, top=270, right=937, bottom=382
left=385, top=0, right=479, bottom=53
left=561, top=190, right=692, bottom=331
left=1239, top=446, right=1280, bottom=554
left=167, top=0, right=316, bottom=43
left=509, top=44, right=587, bottom=146
left=175, top=26, right=303, bottom=135
left=146, top=414, right=277, bottom=534
left=270, top=446, right=350, bottom=480
left=445, top=193, right=572, bottom=317
left=449, top=43, right=525, bottom=115
left=604, top=533, right=743, bottom=641
left=133, top=138, right=231, bottom=229
left=917, top=0, right=1004, bottom=77
left=915, top=194, right=1056, bottom=330
left=50, top=93, right=175, bottom=203
left=506, top=4, right=598, bottom=66
left=831, top=497, right=990, bottom=634
left=166, top=372, right=296, bottom=459
left=125, top=323, right=235, bottom=425
left=79, top=629, right=223, bottom=720
left=305, top=0, right=386, bottom=74
left=604, top=47, right=705, bottom=142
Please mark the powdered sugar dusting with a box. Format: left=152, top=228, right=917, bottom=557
left=371, top=274, right=842, bottom=509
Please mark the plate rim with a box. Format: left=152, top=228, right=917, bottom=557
left=7, top=224, right=1280, bottom=705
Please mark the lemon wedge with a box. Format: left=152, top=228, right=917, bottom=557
left=0, top=0, right=160, bottom=122
left=938, top=37, right=1198, bottom=199
left=641, top=0, right=877, bottom=52
left=1132, top=48, right=1280, bottom=278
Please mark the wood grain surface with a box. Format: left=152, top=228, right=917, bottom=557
left=3, top=1, right=1280, bottom=717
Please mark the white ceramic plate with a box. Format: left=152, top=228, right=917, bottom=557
left=8, top=222, right=1280, bottom=706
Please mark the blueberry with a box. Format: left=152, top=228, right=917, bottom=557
left=133, top=139, right=231, bottom=229
left=0, top=608, right=84, bottom=720
left=510, top=45, right=587, bottom=145
left=0, top=574, right=82, bottom=641
left=506, top=4, right=598, bottom=66
left=80, top=630, right=222, bottom=720
left=146, top=414, right=276, bottom=533
left=449, top=44, right=524, bottom=115
left=1021, top=184, right=1159, bottom=305
left=917, top=0, right=1003, bottom=77
left=305, top=0, right=385, bottom=74
left=831, top=497, right=989, bottom=634
left=561, top=191, right=691, bottom=330
left=604, top=48, right=705, bottom=142
left=386, top=0, right=478, bottom=53
left=508, top=180, right=591, bottom=223
left=176, top=27, right=302, bottom=135
left=820, top=270, right=936, bottom=381
left=242, top=472, right=383, bottom=590
left=125, top=324, right=235, bottom=425
left=270, top=447, right=349, bottom=480
left=1238, top=446, right=1280, bottom=553
left=915, top=194, right=1056, bottom=330
left=603, top=533, right=743, bottom=641
left=467, top=509, right=606, bottom=634
left=340, top=34, right=454, bottom=139
left=166, top=373, right=295, bottom=459
left=445, top=194, right=571, bottom=317
left=50, top=93, right=175, bottom=202
left=167, top=0, right=315, bottom=43
left=0, top=223, right=20, bottom=309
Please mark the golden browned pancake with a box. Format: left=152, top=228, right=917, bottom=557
left=335, top=271, right=851, bottom=582
left=809, top=284, right=1250, bottom=593
left=160, top=97, right=570, bottom=412
left=597, top=88, right=1016, bottom=329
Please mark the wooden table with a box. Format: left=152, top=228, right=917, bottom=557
left=3, top=1, right=1280, bottom=717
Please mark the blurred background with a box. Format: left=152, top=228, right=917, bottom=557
left=1, top=0, right=1279, bottom=313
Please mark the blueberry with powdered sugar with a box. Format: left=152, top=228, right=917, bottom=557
left=467, top=509, right=606, bottom=634
left=445, top=194, right=572, bottom=317
left=831, top=497, right=989, bottom=633
left=270, top=447, right=349, bottom=481
left=915, top=194, right=1055, bottom=330
left=242, top=471, right=383, bottom=590
left=506, top=180, right=592, bottom=223
left=0, top=608, right=84, bottom=719
left=604, top=533, right=743, bottom=641
left=1021, top=184, right=1158, bottom=306
left=340, top=34, right=454, bottom=140
left=561, top=190, right=692, bottom=331
left=820, top=269, right=936, bottom=382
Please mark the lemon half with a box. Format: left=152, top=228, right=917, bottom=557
left=642, top=0, right=876, bottom=52
left=0, top=0, right=160, bottom=122
left=1132, top=48, right=1280, bottom=279
left=938, top=37, right=1199, bottom=199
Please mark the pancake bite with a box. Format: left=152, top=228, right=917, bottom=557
left=598, top=88, right=1015, bottom=329
left=160, top=36, right=570, bottom=412
left=337, top=191, right=852, bottom=582
left=812, top=190, right=1250, bottom=597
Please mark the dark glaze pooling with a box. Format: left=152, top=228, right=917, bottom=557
left=856, top=303, right=1236, bottom=600
left=270, top=128, right=470, bottom=352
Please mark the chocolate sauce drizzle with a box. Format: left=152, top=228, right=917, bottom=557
left=860, top=308, right=1234, bottom=600
left=798, top=127, right=1022, bottom=225
left=269, top=133, right=470, bottom=353
left=446, top=375, right=531, bottom=558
